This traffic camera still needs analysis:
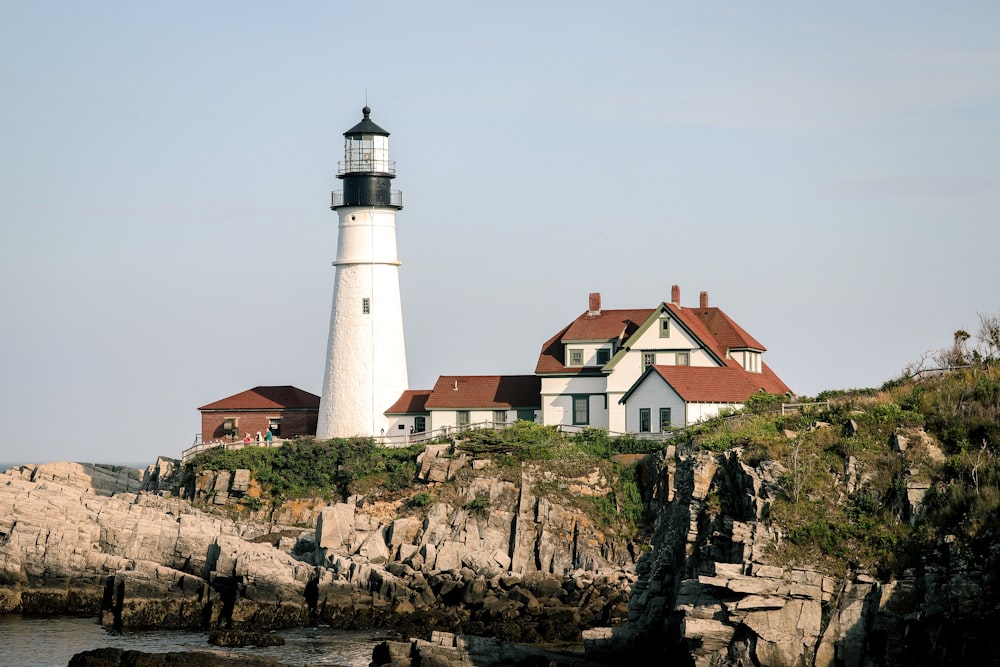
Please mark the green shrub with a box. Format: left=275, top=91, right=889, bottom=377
left=186, top=437, right=424, bottom=503
left=409, top=492, right=433, bottom=507
left=744, top=392, right=785, bottom=415
left=464, top=496, right=491, bottom=516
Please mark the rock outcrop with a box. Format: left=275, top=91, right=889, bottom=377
left=588, top=445, right=1000, bottom=666
left=7, top=430, right=998, bottom=666
left=0, top=458, right=634, bottom=643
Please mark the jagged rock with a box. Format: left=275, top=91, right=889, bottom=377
left=208, top=629, right=285, bottom=647
left=416, top=444, right=469, bottom=483
left=231, top=469, right=252, bottom=494
left=141, top=457, right=179, bottom=494
left=316, top=503, right=356, bottom=550
left=594, top=444, right=1000, bottom=667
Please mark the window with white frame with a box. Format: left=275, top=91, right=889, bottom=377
left=493, top=410, right=507, bottom=425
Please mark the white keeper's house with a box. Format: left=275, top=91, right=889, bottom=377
left=386, top=285, right=790, bottom=437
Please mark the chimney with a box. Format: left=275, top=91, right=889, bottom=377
left=700, top=291, right=709, bottom=309
left=588, top=292, right=602, bottom=316
left=671, top=284, right=681, bottom=306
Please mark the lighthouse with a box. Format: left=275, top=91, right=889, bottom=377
left=316, top=106, right=408, bottom=439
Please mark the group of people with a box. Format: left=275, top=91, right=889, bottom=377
left=242, top=430, right=274, bottom=445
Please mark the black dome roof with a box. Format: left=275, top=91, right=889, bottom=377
left=343, top=106, right=389, bottom=136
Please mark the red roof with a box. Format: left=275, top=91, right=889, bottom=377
left=198, top=386, right=320, bottom=411
left=684, top=306, right=765, bottom=353
left=424, top=375, right=541, bottom=410
left=534, top=309, right=653, bottom=374
left=385, top=389, right=432, bottom=415
left=537, top=298, right=773, bottom=375
left=535, top=323, right=575, bottom=374
left=563, top=308, right=654, bottom=341
left=644, top=364, right=789, bottom=403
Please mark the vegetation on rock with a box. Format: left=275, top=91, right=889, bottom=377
left=181, top=313, right=999, bottom=584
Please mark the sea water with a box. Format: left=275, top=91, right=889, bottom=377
left=0, top=615, right=383, bottom=667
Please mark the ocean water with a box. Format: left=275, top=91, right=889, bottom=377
left=0, top=615, right=383, bottom=667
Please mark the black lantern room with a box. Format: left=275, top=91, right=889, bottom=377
left=331, top=106, right=402, bottom=210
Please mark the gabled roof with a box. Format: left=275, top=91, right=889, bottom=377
left=538, top=295, right=774, bottom=376
left=385, top=390, right=432, bottom=415
left=199, top=386, right=320, bottom=411
left=535, top=310, right=653, bottom=374
left=622, top=364, right=790, bottom=405
left=424, top=375, right=541, bottom=410
left=563, top=308, right=654, bottom=342
left=685, top=306, right=765, bottom=352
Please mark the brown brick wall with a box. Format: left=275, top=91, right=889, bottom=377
left=200, top=410, right=318, bottom=442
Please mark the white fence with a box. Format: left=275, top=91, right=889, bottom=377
left=181, top=404, right=830, bottom=463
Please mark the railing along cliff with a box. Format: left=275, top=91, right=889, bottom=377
left=182, top=405, right=828, bottom=463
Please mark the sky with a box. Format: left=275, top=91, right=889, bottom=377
left=1, top=1, right=998, bottom=465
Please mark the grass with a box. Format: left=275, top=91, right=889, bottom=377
left=760, top=360, right=1000, bottom=574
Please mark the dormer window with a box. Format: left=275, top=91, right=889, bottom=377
left=596, top=348, right=611, bottom=365
left=569, top=349, right=583, bottom=366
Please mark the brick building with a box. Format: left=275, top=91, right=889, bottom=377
left=198, top=386, right=320, bottom=442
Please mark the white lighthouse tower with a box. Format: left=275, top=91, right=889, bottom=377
left=316, top=106, right=408, bottom=439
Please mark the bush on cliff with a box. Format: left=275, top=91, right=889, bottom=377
left=185, top=438, right=424, bottom=503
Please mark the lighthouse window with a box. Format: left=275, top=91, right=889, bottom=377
left=362, top=298, right=370, bottom=314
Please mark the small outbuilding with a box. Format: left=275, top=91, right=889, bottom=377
left=386, top=375, right=541, bottom=438
left=198, top=385, right=320, bottom=442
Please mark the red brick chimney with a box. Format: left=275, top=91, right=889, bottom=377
left=700, top=291, right=709, bottom=309
left=671, top=284, right=681, bottom=306
left=588, top=292, right=601, bottom=316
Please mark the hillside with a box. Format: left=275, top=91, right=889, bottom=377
left=3, top=320, right=998, bottom=666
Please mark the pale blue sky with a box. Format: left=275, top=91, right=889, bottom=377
left=2, top=1, right=998, bottom=464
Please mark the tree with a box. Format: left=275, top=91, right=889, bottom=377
left=936, top=329, right=971, bottom=368
left=976, top=312, right=1000, bottom=362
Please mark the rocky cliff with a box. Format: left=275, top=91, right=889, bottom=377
left=586, top=442, right=1000, bottom=667
left=4, top=423, right=998, bottom=667
left=0, top=447, right=634, bottom=646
